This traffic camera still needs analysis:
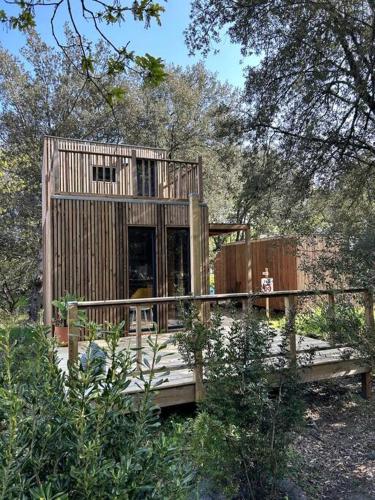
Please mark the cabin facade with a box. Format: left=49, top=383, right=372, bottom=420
left=42, top=136, right=209, bottom=332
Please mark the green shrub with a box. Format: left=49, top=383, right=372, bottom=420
left=175, top=308, right=305, bottom=498
left=296, top=300, right=365, bottom=344
left=0, top=322, right=192, bottom=499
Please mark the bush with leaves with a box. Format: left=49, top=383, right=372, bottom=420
left=0, top=320, right=193, bottom=499
left=175, top=307, right=305, bottom=498
left=296, top=298, right=365, bottom=345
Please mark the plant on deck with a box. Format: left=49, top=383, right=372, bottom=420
left=0, top=321, right=192, bottom=499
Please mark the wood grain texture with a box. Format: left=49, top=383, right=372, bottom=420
left=214, top=237, right=328, bottom=310
left=43, top=136, right=208, bottom=332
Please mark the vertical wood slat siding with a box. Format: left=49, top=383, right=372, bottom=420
left=44, top=136, right=208, bottom=330
left=214, top=238, right=328, bottom=310
left=50, top=196, right=208, bottom=335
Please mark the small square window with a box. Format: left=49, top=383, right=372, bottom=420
left=92, top=165, right=116, bottom=183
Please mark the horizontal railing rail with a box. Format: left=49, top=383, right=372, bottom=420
left=72, top=287, right=369, bottom=308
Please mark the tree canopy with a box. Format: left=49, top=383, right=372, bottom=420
left=0, top=1, right=167, bottom=102
left=187, top=0, right=375, bottom=286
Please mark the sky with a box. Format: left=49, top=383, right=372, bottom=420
left=0, top=1, right=256, bottom=88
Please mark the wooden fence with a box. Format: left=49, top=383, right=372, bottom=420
left=67, top=287, right=374, bottom=401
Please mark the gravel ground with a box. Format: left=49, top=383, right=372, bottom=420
left=289, top=378, right=375, bottom=499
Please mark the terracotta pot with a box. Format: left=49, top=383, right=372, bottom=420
left=54, top=326, right=69, bottom=346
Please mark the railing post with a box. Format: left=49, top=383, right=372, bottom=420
left=362, top=289, right=373, bottom=399
left=327, top=292, right=336, bottom=333
left=198, top=155, right=203, bottom=201
left=136, top=304, right=142, bottom=371
left=130, top=149, right=137, bottom=196
left=284, top=295, right=297, bottom=364
left=364, top=289, right=375, bottom=336
left=67, top=302, right=79, bottom=367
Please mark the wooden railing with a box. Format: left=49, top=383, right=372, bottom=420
left=51, top=137, right=203, bottom=200
left=67, top=287, right=374, bottom=400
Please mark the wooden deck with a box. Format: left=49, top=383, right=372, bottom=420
left=57, top=318, right=371, bottom=408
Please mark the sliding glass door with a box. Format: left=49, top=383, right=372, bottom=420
left=167, top=228, right=190, bottom=327
left=128, top=227, right=156, bottom=329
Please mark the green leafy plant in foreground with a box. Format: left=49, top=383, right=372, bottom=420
left=296, top=299, right=365, bottom=344
left=175, top=308, right=305, bottom=499
left=0, top=321, right=192, bottom=499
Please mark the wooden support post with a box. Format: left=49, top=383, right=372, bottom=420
left=284, top=295, right=297, bottom=364
left=130, top=149, right=137, bottom=196
left=262, top=267, right=270, bottom=319
left=190, top=193, right=202, bottom=297
left=189, top=193, right=204, bottom=402
left=198, top=155, right=203, bottom=201
left=364, top=289, right=375, bottom=336
left=327, top=292, right=336, bottom=334
left=136, top=304, right=142, bottom=371
left=67, top=302, right=79, bottom=367
left=362, top=289, right=374, bottom=399
left=361, top=371, right=372, bottom=400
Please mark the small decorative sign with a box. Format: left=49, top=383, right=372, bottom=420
left=261, top=277, right=274, bottom=293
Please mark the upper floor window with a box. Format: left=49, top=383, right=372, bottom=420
left=136, top=159, right=156, bottom=196
left=92, top=165, right=116, bottom=183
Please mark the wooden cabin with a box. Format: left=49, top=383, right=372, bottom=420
left=42, top=136, right=209, bottom=332
left=214, top=236, right=327, bottom=310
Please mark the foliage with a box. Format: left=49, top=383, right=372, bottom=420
left=175, top=308, right=305, bottom=498
left=0, top=320, right=193, bottom=499
left=296, top=299, right=365, bottom=345
left=186, top=0, right=375, bottom=287
left=0, top=0, right=167, bottom=96
left=51, top=293, right=82, bottom=326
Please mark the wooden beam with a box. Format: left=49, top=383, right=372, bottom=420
left=136, top=304, right=142, bottom=370
left=189, top=193, right=204, bottom=402
left=327, top=292, right=336, bottom=334
left=284, top=295, right=297, bottom=363
left=364, top=289, right=375, bottom=337
left=198, top=155, right=203, bottom=201
left=361, top=371, right=372, bottom=400
left=190, top=194, right=202, bottom=296
left=130, top=149, right=137, bottom=196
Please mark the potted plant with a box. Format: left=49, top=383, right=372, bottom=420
left=52, top=293, right=79, bottom=346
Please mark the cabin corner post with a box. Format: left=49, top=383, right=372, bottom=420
left=67, top=302, right=79, bottom=366
left=42, top=137, right=56, bottom=326
left=284, top=295, right=297, bottom=365
left=189, top=193, right=204, bottom=401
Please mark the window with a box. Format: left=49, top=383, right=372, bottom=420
left=136, top=159, right=156, bottom=196
left=128, top=227, right=157, bottom=329
left=167, top=228, right=190, bottom=327
left=92, top=165, right=116, bottom=182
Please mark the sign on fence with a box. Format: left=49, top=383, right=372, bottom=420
left=261, top=277, right=274, bottom=293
